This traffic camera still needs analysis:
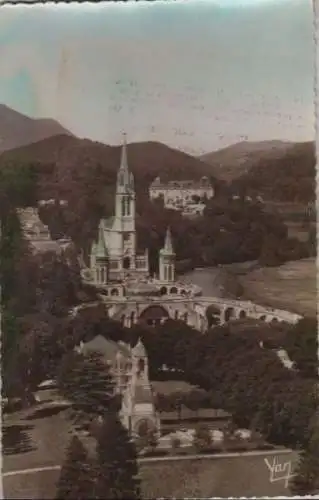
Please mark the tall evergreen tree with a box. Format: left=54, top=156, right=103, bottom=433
left=285, top=317, right=318, bottom=378
left=56, top=435, right=95, bottom=499
left=94, top=414, right=141, bottom=499
left=57, top=350, right=117, bottom=427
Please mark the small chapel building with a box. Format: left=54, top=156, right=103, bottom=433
left=76, top=335, right=161, bottom=439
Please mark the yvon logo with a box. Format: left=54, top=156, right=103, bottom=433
left=264, top=456, right=296, bottom=488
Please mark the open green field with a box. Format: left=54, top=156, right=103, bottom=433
left=3, top=402, right=298, bottom=499
left=240, top=258, right=316, bottom=317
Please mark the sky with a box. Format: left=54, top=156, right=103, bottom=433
left=0, top=0, right=315, bottom=155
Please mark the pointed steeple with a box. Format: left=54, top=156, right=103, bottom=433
left=120, top=132, right=128, bottom=172
left=117, top=132, right=134, bottom=192
left=95, top=223, right=108, bottom=259
left=163, top=226, right=174, bottom=254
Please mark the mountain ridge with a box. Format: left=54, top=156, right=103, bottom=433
left=199, top=140, right=305, bottom=182
left=0, top=104, right=74, bottom=152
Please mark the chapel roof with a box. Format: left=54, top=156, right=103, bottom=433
left=132, top=338, right=147, bottom=357
left=80, top=335, right=131, bottom=363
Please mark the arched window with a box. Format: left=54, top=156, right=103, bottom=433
left=138, top=359, right=145, bottom=375
left=168, top=265, right=173, bottom=281
left=123, top=257, right=130, bottom=269
left=126, top=197, right=130, bottom=216
left=119, top=172, right=125, bottom=186
left=164, top=266, right=167, bottom=281
left=121, top=197, right=126, bottom=217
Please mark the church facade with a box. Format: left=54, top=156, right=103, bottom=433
left=77, top=335, right=161, bottom=439
left=89, top=134, right=176, bottom=288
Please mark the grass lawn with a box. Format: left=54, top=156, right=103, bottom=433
left=140, top=452, right=299, bottom=498
left=4, top=446, right=299, bottom=499
left=3, top=402, right=299, bottom=499
left=240, top=258, right=316, bottom=317
left=3, top=404, right=72, bottom=474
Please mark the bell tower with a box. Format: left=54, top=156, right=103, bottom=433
left=114, top=133, right=137, bottom=272
left=159, top=227, right=175, bottom=282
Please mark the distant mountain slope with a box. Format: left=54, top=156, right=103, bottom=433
left=0, top=133, right=214, bottom=187
left=0, top=134, right=216, bottom=245
left=230, top=141, right=315, bottom=203
left=0, top=104, right=73, bottom=152
left=200, top=140, right=295, bottom=182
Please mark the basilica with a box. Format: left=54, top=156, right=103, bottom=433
left=88, top=134, right=177, bottom=291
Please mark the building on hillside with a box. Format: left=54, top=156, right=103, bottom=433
left=149, top=175, right=214, bottom=214
left=76, top=334, right=160, bottom=439
left=18, top=207, right=51, bottom=241
left=18, top=207, right=72, bottom=255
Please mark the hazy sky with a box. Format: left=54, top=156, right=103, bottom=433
left=0, top=0, right=314, bottom=154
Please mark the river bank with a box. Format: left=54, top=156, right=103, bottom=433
left=182, top=258, right=316, bottom=318
left=238, top=258, right=316, bottom=318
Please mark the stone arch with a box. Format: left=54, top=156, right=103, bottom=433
left=174, top=310, right=179, bottom=320
left=180, top=289, right=187, bottom=296
left=224, top=307, right=235, bottom=322
left=206, top=304, right=221, bottom=327
left=271, top=317, right=279, bottom=324
left=111, top=288, right=119, bottom=296
left=123, top=257, right=130, bottom=269
left=259, top=315, right=266, bottom=321
left=238, top=309, right=246, bottom=319
left=170, top=286, right=178, bottom=294
left=139, top=305, right=170, bottom=327
left=160, top=286, right=167, bottom=296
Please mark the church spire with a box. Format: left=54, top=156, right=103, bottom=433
left=120, top=132, right=128, bottom=172
left=95, top=223, right=108, bottom=259
left=164, top=226, right=174, bottom=254
left=117, top=132, right=134, bottom=192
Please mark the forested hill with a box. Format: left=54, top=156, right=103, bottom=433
left=200, top=140, right=294, bottom=182
left=0, top=133, right=215, bottom=182
left=0, top=104, right=73, bottom=152
left=229, top=141, right=315, bottom=203
left=0, top=134, right=217, bottom=248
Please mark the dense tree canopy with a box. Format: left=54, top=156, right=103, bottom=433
left=285, top=317, right=318, bottom=379
left=56, top=435, right=95, bottom=499
left=94, top=415, right=141, bottom=499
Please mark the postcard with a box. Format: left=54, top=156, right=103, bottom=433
left=1, top=1, right=317, bottom=498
